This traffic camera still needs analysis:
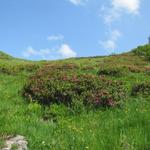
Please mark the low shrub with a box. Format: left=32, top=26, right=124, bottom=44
left=0, top=63, right=40, bottom=75
left=22, top=67, right=127, bottom=108
left=144, top=66, right=150, bottom=75
left=127, top=66, right=142, bottom=73
left=42, top=104, right=68, bottom=122
left=97, top=66, right=125, bottom=77
left=16, top=63, right=40, bottom=72
left=122, top=65, right=143, bottom=73
left=131, top=82, right=150, bottom=96
left=81, top=66, right=95, bottom=71
left=133, top=44, right=150, bottom=61
left=0, top=51, right=13, bottom=59
left=42, top=63, right=80, bottom=71
left=0, top=66, right=12, bottom=75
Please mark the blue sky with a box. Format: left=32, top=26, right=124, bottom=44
left=0, top=0, right=150, bottom=60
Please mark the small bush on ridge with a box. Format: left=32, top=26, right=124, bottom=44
left=133, top=44, right=150, bottom=61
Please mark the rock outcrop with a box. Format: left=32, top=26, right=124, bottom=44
left=2, top=135, right=28, bottom=150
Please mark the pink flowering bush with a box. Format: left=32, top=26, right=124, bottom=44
left=22, top=64, right=127, bottom=108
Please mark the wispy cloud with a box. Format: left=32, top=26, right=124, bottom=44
left=69, top=0, right=88, bottom=6
left=23, top=44, right=77, bottom=60
left=59, top=44, right=77, bottom=58
left=23, top=46, right=54, bottom=59
left=99, top=30, right=122, bottom=53
left=99, top=0, right=140, bottom=54
left=112, top=0, right=140, bottom=14
left=47, top=34, right=64, bottom=41
left=100, top=0, right=141, bottom=24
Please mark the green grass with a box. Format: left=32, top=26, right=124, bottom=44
left=0, top=50, right=150, bottom=150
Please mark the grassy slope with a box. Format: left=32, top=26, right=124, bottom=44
left=0, top=52, right=150, bottom=150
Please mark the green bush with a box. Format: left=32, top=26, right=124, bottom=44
left=0, top=51, right=13, bottom=59
left=97, top=66, right=125, bottom=77
left=16, top=63, right=40, bottom=72
left=0, top=66, right=12, bottom=75
left=22, top=65, right=127, bottom=108
left=122, top=65, right=143, bottom=73
left=42, top=104, right=68, bottom=122
left=144, top=66, right=150, bottom=75
left=0, top=63, right=40, bottom=75
left=133, top=44, right=150, bottom=60
left=131, top=82, right=150, bottom=96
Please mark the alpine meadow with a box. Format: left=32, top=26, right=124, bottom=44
left=0, top=0, right=150, bottom=149
left=0, top=44, right=150, bottom=149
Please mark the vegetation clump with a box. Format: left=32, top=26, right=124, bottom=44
left=124, top=65, right=143, bottom=73
left=0, top=63, right=40, bottom=75
left=22, top=65, right=127, bottom=108
left=97, top=66, right=125, bottom=77
left=131, top=82, right=150, bottom=96
left=42, top=63, right=80, bottom=71
left=133, top=44, right=150, bottom=60
left=0, top=51, right=13, bottom=59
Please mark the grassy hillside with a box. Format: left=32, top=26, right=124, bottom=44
left=0, top=45, right=150, bottom=150
left=0, top=51, right=13, bottom=59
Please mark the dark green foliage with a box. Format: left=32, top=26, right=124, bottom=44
left=0, top=63, right=40, bottom=75
left=0, top=51, right=13, bottom=59
left=97, top=66, right=125, bottom=77
left=22, top=65, right=127, bottom=108
left=133, top=44, right=150, bottom=60
left=131, top=82, right=150, bottom=96
left=0, top=66, right=12, bottom=75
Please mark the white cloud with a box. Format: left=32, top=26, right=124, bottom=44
left=69, top=0, right=88, bottom=6
left=100, top=40, right=116, bottom=51
left=111, top=30, right=122, bottom=41
left=47, top=34, right=64, bottom=41
left=112, top=0, right=140, bottom=14
left=59, top=44, right=77, bottom=58
left=99, top=0, right=140, bottom=54
left=99, top=30, right=122, bottom=53
left=23, top=46, right=38, bottom=58
left=23, top=46, right=53, bottom=59
left=101, top=0, right=140, bottom=24
left=23, top=44, right=77, bottom=60
left=100, top=6, right=120, bottom=24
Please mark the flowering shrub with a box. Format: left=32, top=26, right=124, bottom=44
left=131, top=82, right=150, bottom=96
left=41, top=63, right=79, bottom=72
left=97, top=64, right=146, bottom=76
left=126, top=65, right=142, bottom=73
left=22, top=65, right=127, bottom=108
left=122, top=65, right=143, bottom=73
